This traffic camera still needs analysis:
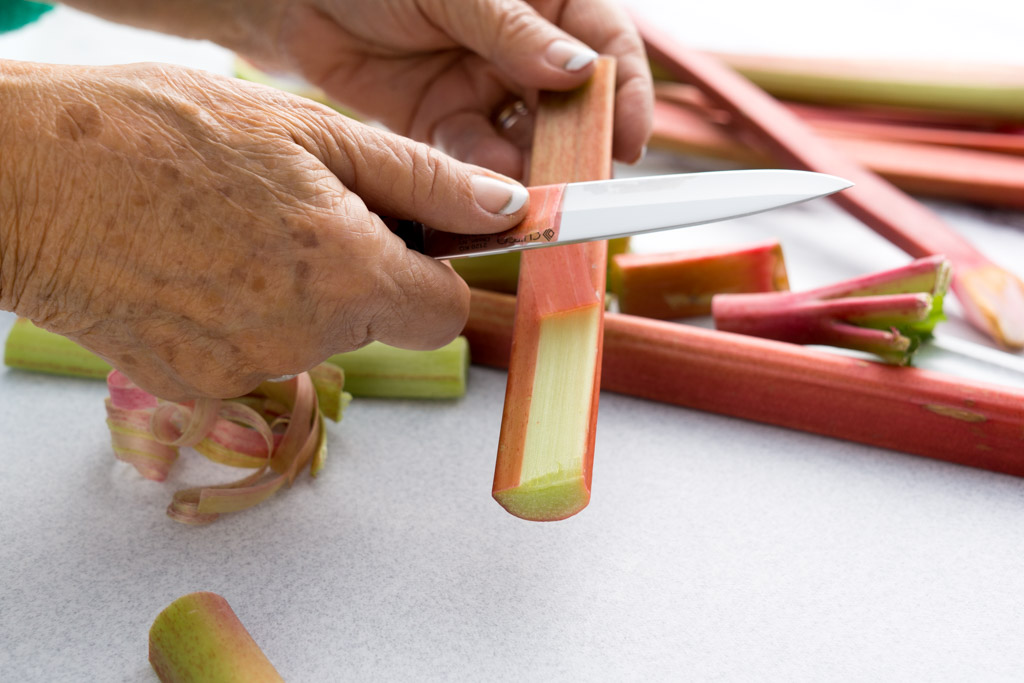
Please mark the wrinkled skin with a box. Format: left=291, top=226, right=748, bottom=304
left=0, top=62, right=526, bottom=400
left=268, top=0, right=653, bottom=178
left=65, top=0, right=654, bottom=179
left=4, top=0, right=653, bottom=400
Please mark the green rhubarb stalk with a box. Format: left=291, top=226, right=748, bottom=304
left=4, top=318, right=468, bottom=399
left=711, top=255, right=951, bottom=365
left=149, top=592, right=283, bottom=683
left=713, top=52, right=1024, bottom=122
left=326, top=337, right=468, bottom=398
left=4, top=317, right=110, bottom=379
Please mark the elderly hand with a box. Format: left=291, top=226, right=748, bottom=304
left=0, top=60, right=529, bottom=400
left=262, top=0, right=654, bottom=178
left=63, top=0, right=653, bottom=179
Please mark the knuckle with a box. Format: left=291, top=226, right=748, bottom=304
left=405, top=143, right=452, bottom=207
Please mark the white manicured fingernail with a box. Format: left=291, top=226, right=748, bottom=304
left=472, top=176, right=529, bottom=215
left=546, top=39, right=598, bottom=72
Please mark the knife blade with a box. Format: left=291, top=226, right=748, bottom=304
left=394, top=169, right=852, bottom=260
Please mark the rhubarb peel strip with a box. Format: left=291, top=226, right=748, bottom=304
left=105, top=369, right=340, bottom=525
left=492, top=57, right=615, bottom=521
left=467, top=289, right=1024, bottom=475
left=636, top=18, right=1024, bottom=349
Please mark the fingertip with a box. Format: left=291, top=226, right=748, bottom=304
left=471, top=175, right=529, bottom=216
left=370, top=249, right=471, bottom=351
left=544, top=39, right=599, bottom=74
left=612, top=74, right=655, bottom=164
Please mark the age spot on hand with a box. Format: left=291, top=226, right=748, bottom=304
left=56, top=102, right=104, bottom=142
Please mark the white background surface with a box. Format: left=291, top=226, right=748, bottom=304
left=3, top=2, right=1024, bottom=681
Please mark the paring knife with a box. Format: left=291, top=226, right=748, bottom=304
left=395, top=169, right=852, bottom=259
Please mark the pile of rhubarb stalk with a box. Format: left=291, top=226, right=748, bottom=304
left=460, top=28, right=1024, bottom=521
left=5, top=35, right=1024, bottom=532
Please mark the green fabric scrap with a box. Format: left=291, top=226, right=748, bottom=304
left=0, top=0, right=53, bottom=33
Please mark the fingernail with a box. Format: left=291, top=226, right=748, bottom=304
left=546, top=39, right=598, bottom=72
left=472, top=175, right=529, bottom=215
left=629, top=145, right=648, bottom=166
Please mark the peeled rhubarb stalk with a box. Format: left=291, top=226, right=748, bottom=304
left=492, top=57, right=616, bottom=522
left=149, top=591, right=283, bottom=683
left=712, top=255, right=951, bottom=365
left=4, top=318, right=468, bottom=399
left=610, top=240, right=789, bottom=319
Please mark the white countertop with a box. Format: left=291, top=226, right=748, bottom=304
left=3, top=3, right=1024, bottom=681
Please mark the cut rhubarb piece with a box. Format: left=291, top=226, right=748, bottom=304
left=149, top=591, right=283, bottom=683
left=326, top=337, right=468, bottom=399
left=611, top=240, right=789, bottom=319
left=466, top=288, right=1024, bottom=474
left=492, top=57, right=615, bottom=521
left=712, top=255, right=951, bottom=365
left=637, top=20, right=1024, bottom=349
left=4, top=318, right=467, bottom=399
left=3, top=317, right=110, bottom=379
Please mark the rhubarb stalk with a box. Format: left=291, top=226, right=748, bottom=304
left=5, top=318, right=469, bottom=399
left=636, top=19, right=1024, bottom=349
left=712, top=255, right=951, bottom=365
left=610, top=240, right=789, bottom=319
left=466, top=289, right=1024, bottom=473
left=149, top=591, right=283, bottom=683
left=713, top=52, right=1024, bottom=122
left=492, top=57, right=615, bottom=521
left=651, top=93, right=1024, bottom=211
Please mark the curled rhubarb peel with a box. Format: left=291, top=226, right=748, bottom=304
left=149, top=591, right=284, bottom=683
left=105, top=368, right=344, bottom=525
left=713, top=255, right=951, bottom=365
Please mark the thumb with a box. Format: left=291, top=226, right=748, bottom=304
left=298, top=115, right=530, bottom=235
left=424, top=0, right=600, bottom=91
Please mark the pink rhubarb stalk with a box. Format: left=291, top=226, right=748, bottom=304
left=636, top=18, right=1024, bottom=349
left=610, top=240, right=789, bottom=319
left=465, top=288, right=1024, bottom=474
left=712, top=255, right=951, bottom=365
